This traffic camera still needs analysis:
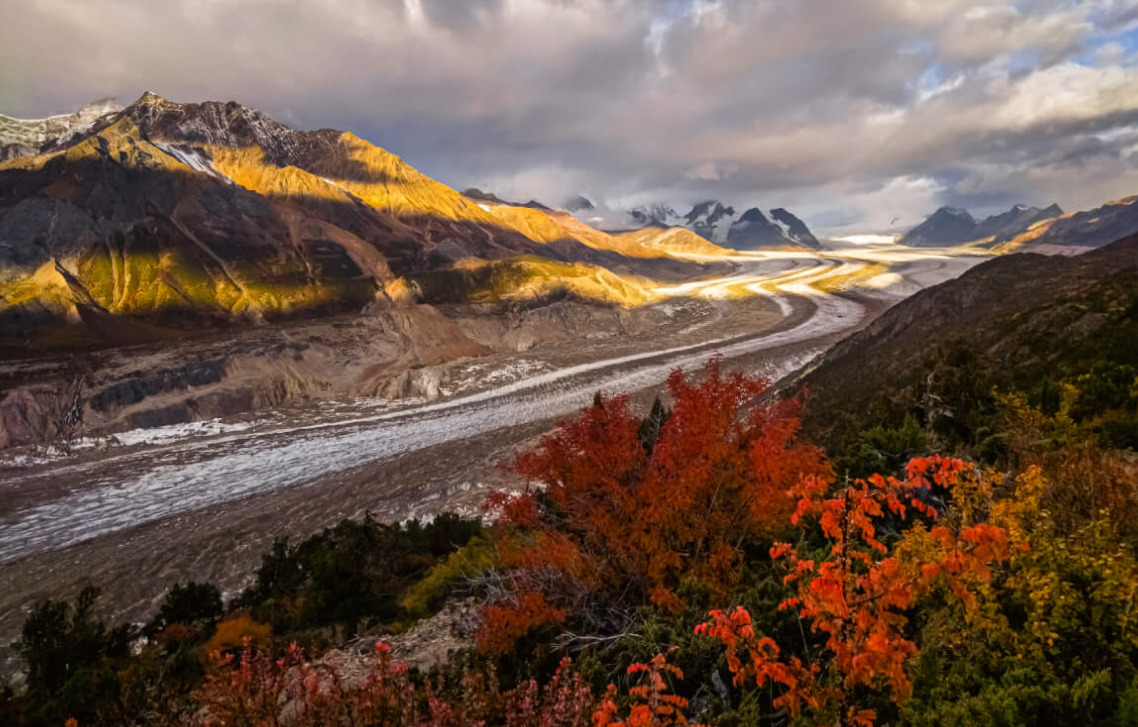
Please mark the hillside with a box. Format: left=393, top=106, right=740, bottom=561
left=802, top=234, right=1138, bottom=468
left=0, top=99, right=122, bottom=161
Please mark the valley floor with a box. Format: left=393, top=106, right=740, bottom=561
left=0, top=244, right=986, bottom=662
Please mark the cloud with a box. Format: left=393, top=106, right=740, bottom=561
left=3, top=0, right=1138, bottom=232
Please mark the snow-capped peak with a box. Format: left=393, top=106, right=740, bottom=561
left=0, top=97, right=125, bottom=161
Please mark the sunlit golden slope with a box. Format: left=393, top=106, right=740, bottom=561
left=202, top=130, right=666, bottom=260
left=613, top=226, right=732, bottom=257
left=396, top=257, right=659, bottom=307
left=0, top=118, right=389, bottom=337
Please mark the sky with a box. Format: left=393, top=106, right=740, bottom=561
left=4, top=0, right=1138, bottom=234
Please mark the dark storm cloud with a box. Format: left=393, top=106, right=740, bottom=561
left=3, top=0, right=1138, bottom=232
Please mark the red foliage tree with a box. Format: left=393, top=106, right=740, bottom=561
left=485, top=359, right=829, bottom=648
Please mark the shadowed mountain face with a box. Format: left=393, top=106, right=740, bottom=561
left=0, top=93, right=699, bottom=352
left=726, top=207, right=821, bottom=250
left=995, top=196, right=1138, bottom=254
left=899, top=206, right=978, bottom=246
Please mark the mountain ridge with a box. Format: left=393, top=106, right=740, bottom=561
left=900, top=203, right=1064, bottom=247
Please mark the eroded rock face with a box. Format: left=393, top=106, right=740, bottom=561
left=0, top=300, right=496, bottom=448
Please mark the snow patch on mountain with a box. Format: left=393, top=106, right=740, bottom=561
left=155, top=142, right=231, bottom=182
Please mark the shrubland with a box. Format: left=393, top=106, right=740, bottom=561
left=4, top=354, right=1136, bottom=726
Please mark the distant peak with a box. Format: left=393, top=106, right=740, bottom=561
left=936, top=206, right=972, bottom=217
left=738, top=207, right=768, bottom=223
left=135, top=91, right=171, bottom=106
left=564, top=195, right=595, bottom=212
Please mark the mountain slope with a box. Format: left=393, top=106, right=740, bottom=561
left=0, top=116, right=394, bottom=339
left=612, top=226, right=731, bottom=256
left=801, top=234, right=1138, bottom=460
left=994, top=196, right=1138, bottom=254
left=974, top=203, right=1063, bottom=241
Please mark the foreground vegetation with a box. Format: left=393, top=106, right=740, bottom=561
left=3, top=353, right=1136, bottom=726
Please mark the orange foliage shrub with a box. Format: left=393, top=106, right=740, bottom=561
left=479, top=591, right=567, bottom=656
left=696, top=456, right=1014, bottom=727
left=202, top=613, right=271, bottom=656
left=485, top=359, right=828, bottom=649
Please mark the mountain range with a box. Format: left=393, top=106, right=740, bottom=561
left=613, top=200, right=821, bottom=250
left=900, top=203, right=1064, bottom=247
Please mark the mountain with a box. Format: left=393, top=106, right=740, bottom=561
left=628, top=204, right=682, bottom=228
left=898, top=206, right=978, bottom=246
left=462, top=187, right=512, bottom=206
left=683, top=201, right=736, bottom=241
left=0, top=99, right=123, bottom=161
left=563, top=195, right=595, bottom=213
left=0, top=93, right=700, bottom=351
left=900, top=203, right=1064, bottom=247
left=994, top=196, right=1138, bottom=254
left=770, top=208, right=821, bottom=248
left=973, top=203, right=1063, bottom=241
left=628, top=201, right=820, bottom=250
left=802, top=233, right=1138, bottom=463
left=565, top=198, right=820, bottom=250
left=725, top=207, right=821, bottom=250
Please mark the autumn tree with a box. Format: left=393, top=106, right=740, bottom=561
left=484, top=358, right=829, bottom=648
